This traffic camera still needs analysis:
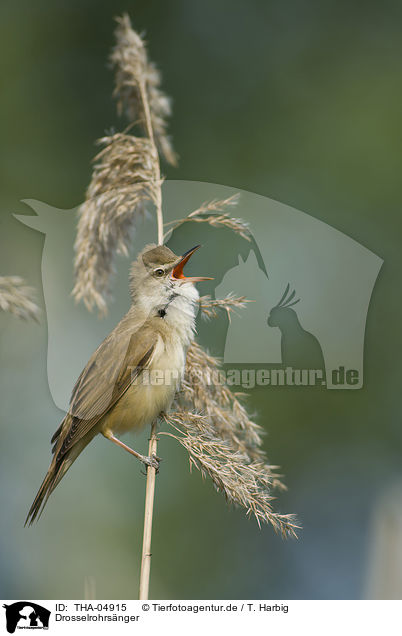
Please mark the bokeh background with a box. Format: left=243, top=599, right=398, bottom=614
left=1, top=0, right=402, bottom=600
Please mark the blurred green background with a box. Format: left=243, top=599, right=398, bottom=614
left=1, top=0, right=402, bottom=600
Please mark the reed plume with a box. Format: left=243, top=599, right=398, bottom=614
left=72, top=133, right=159, bottom=313
left=164, top=410, right=298, bottom=537
left=73, top=13, right=175, bottom=313
left=199, top=293, right=250, bottom=321
left=0, top=276, right=40, bottom=321
left=165, top=336, right=298, bottom=538
left=111, top=14, right=177, bottom=167
left=165, top=194, right=251, bottom=242
left=73, top=11, right=298, bottom=597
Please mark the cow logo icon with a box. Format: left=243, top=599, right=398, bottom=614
left=2, top=602, right=50, bottom=633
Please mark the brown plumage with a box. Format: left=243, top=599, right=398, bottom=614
left=25, top=244, right=210, bottom=525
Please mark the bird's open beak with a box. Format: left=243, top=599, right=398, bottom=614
left=171, top=245, right=213, bottom=282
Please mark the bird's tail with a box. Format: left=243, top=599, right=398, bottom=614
left=25, top=456, right=72, bottom=526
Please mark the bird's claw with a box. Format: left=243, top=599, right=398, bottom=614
left=142, top=453, right=161, bottom=472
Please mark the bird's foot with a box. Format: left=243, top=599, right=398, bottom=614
left=142, top=453, right=161, bottom=472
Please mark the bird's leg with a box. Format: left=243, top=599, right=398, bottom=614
left=102, top=430, right=161, bottom=471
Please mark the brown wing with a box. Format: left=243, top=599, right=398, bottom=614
left=52, top=322, right=160, bottom=460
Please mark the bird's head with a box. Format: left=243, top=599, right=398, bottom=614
left=267, top=284, right=300, bottom=328
left=130, top=244, right=212, bottom=314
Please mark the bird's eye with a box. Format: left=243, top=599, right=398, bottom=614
left=154, top=268, right=164, bottom=277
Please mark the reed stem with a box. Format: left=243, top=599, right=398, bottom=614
left=139, top=420, right=158, bottom=599
left=139, top=78, right=163, bottom=245
left=138, top=72, right=164, bottom=597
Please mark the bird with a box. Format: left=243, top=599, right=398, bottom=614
left=25, top=243, right=211, bottom=525
left=267, top=284, right=325, bottom=372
